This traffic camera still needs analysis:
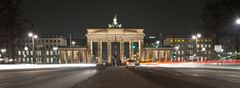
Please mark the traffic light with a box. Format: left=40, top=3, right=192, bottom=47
left=132, top=43, right=136, bottom=49
left=172, top=53, right=177, bottom=59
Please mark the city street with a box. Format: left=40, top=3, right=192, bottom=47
left=74, top=66, right=240, bottom=88
left=0, top=67, right=99, bottom=88
left=0, top=65, right=239, bottom=88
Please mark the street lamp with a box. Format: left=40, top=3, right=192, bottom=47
left=72, top=41, right=76, bottom=46
left=192, top=33, right=201, bottom=62
left=53, top=47, right=58, bottom=64
left=236, top=19, right=240, bottom=24
left=28, top=32, right=38, bottom=64
left=1, top=49, right=6, bottom=63
left=1, top=49, right=6, bottom=54
left=155, top=41, right=160, bottom=62
left=236, top=19, right=240, bottom=59
left=24, top=46, right=28, bottom=51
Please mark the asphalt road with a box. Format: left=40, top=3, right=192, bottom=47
left=0, top=67, right=99, bottom=88
left=0, top=66, right=239, bottom=88
left=131, top=67, right=240, bottom=88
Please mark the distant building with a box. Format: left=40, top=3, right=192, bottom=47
left=164, top=35, right=214, bottom=61
left=16, top=36, right=67, bottom=64
left=144, top=33, right=163, bottom=47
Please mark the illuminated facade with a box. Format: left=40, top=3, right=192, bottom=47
left=164, top=36, right=214, bottom=61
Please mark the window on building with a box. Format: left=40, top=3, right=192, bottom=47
left=208, top=44, right=211, bottom=48
left=50, top=40, right=52, bottom=42
left=30, top=51, right=33, bottom=55
left=51, top=58, right=53, bottom=63
left=46, top=51, right=49, bottom=55
left=23, top=58, right=25, bottom=62
left=42, top=40, right=44, bottom=42
left=50, top=51, right=53, bottom=55
left=18, top=51, right=21, bottom=55
left=205, top=39, right=208, bottom=42
left=182, top=40, right=184, bottom=42
left=46, top=40, right=48, bottom=42
left=54, top=40, right=56, bottom=42
left=22, top=51, right=25, bottom=55
left=26, top=51, right=29, bottom=55
left=27, top=58, right=29, bottom=62
left=197, top=44, right=200, bottom=48
left=58, top=40, right=60, bottom=42
left=205, top=44, right=208, bottom=48
left=47, top=58, right=49, bottom=63
left=178, top=40, right=181, bottom=42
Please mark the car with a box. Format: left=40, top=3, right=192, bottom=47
left=125, top=60, right=136, bottom=68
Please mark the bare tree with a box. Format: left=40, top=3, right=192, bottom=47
left=0, top=0, right=30, bottom=63
left=200, top=0, right=240, bottom=44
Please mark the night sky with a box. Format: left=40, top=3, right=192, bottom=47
left=22, top=0, right=208, bottom=37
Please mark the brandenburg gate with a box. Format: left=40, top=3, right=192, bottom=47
left=86, top=15, right=145, bottom=64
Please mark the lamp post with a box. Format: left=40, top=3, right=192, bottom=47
left=71, top=41, right=75, bottom=63
left=156, top=41, right=160, bottom=62
left=236, top=19, right=240, bottom=59
left=53, top=47, right=58, bottom=64
left=28, top=32, right=38, bottom=64
left=1, top=49, right=6, bottom=63
left=192, top=33, right=201, bottom=62
left=72, top=41, right=76, bottom=46
left=23, top=47, right=28, bottom=63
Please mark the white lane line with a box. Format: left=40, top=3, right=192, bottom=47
left=175, top=73, right=182, bottom=76
left=36, top=75, right=52, bottom=79
left=192, top=74, right=200, bottom=77
left=0, top=82, right=10, bottom=86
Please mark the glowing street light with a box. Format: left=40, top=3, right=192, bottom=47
left=155, top=41, right=160, bottom=62
left=174, top=46, right=180, bottom=50
left=72, top=41, right=76, bottom=45
left=192, top=33, right=201, bottom=62
left=53, top=47, right=59, bottom=63
left=53, top=47, right=58, bottom=51
left=1, top=49, right=6, bottom=62
left=1, top=49, right=6, bottom=53
left=236, top=19, right=240, bottom=24
left=28, top=32, right=38, bottom=64
left=24, top=47, right=28, bottom=51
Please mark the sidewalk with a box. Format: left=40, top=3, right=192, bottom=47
left=73, top=66, right=161, bottom=88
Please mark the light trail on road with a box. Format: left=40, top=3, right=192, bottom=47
left=0, top=64, right=96, bottom=70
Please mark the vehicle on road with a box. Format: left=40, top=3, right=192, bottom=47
left=125, top=60, right=136, bottom=68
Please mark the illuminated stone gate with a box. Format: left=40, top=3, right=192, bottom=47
left=86, top=15, right=145, bottom=64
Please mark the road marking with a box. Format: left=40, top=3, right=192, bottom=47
left=0, top=82, right=10, bottom=86
left=175, top=73, right=182, bottom=76
left=36, top=75, right=52, bottom=79
left=192, top=74, right=200, bottom=77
